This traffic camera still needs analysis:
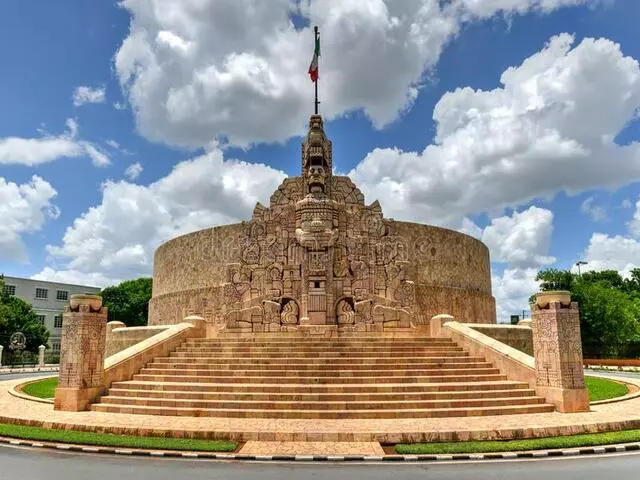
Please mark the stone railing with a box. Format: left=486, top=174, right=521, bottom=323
left=54, top=293, right=205, bottom=412
left=430, top=291, right=589, bottom=413
left=431, top=316, right=537, bottom=388
left=466, top=323, right=533, bottom=356
left=104, top=317, right=205, bottom=389
left=105, top=322, right=171, bottom=357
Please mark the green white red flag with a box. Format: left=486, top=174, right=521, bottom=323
left=308, top=35, right=320, bottom=82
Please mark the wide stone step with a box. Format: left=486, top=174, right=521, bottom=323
left=169, top=350, right=470, bottom=359
left=91, top=403, right=555, bottom=419
left=152, top=355, right=487, bottom=366
left=98, top=394, right=545, bottom=411
left=174, top=346, right=464, bottom=353
left=137, top=367, right=501, bottom=377
left=147, top=361, right=494, bottom=371
left=106, top=387, right=539, bottom=402
left=131, top=373, right=508, bottom=384
left=183, top=339, right=456, bottom=347
left=110, top=379, right=530, bottom=394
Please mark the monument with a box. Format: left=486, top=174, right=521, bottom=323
left=148, top=115, right=496, bottom=333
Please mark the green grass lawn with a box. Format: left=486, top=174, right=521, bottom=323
left=21, top=377, right=58, bottom=399
left=585, top=376, right=629, bottom=402
left=395, top=429, right=640, bottom=454
left=0, top=423, right=237, bottom=452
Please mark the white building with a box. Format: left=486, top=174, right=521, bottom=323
left=1, top=276, right=101, bottom=353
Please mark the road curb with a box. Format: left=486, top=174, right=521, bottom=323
left=1, top=435, right=640, bottom=462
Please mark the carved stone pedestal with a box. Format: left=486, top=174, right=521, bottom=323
left=532, top=293, right=589, bottom=413
left=54, top=295, right=107, bottom=411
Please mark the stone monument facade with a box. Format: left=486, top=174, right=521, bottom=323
left=54, top=294, right=107, bottom=411
left=149, top=115, right=496, bottom=329
left=531, top=294, right=589, bottom=413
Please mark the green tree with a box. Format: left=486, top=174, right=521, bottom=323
left=535, top=268, right=575, bottom=291
left=0, top=276, right=50, bottom=352
left=100, top=278, right=152, bottom=326
left=571, top=281, right=640, bottom=356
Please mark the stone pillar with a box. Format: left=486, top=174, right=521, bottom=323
left=531, top=291, right=589, bottom=413
left=0, top=345, right=3, bottom=366
left=54, top=294, right=108, bottom=411
left=430, top=314, right=454, bottom=338
left=38, top=345, right=46, bottom=367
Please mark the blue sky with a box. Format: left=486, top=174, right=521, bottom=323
left=1, top=0, right=639, bottom=320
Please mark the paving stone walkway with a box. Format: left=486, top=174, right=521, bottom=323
left=239, top=441, right=385, bottom=455
left=3, top=375, right=640, bottom=444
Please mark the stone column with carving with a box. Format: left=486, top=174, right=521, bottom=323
left=54, top=294, right=108, bottom=411
left=531, top=291, right=589, bottom=413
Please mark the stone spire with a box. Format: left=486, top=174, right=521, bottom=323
left=301, top=115, right=332, bottom=196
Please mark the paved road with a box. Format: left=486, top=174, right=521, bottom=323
left=0, top=445, right=639, bottom=480
left=0, top=371, right=56, bottom=381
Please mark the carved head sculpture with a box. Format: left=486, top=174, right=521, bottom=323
left=307, top=165, right=326, bottom=193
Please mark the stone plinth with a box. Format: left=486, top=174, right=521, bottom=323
left=531, top=295, right=589, bottom=413
left=54, top=295, right=107, bottom=411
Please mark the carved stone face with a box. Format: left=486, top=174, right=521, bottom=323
left=307, top=165, right=326, bottom=193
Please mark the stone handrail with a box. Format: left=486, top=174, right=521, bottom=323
left=439, top=320, right=536, bottom=388
left=103, top=319, right=205, bottom=389
left=106, top=324, right=171, bottom=357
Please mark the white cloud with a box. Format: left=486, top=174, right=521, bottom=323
left=72, top=85, right=106, bottom=106
left=350, top=34, right=640, bottom=226
left=0, top=119, right=111, bottom=167
left=621, top=198, right=633, bottom=209
left=30, top=267, right=114, bottom=289
left=580, top=196, right=607, bottom=222
left=492, top=268, right=539, bottom=322
left=37, top=149, right=286, bottom=282
left=106, top=140, right=120, bottom=149
left=462, top=206, right=553, bottom=320
left=481, top=206, right=555, bottom=268
left=579, top=197, right=640, bottom=277
left=628, top=198, right=640, bottom=237
left=0, top=176, right=59, bottom=262
left=113, top=102, right=127, bottom=111
left=124, top=162, right=143, bottom=180
left=115, top=0, right=595, bottom=148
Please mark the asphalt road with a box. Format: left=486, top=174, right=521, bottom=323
left=0, top=445, right=639, bottom=480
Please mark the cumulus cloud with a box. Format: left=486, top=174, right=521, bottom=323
left=463, top=206, right=554, bottom=320
left=580, top=196, right=607, bottom=222
left=578, top=197, right=640, bottom=277
left=124, top=162, right=143, bottom=180
left=35, top=150, right=286, bottom=284
left=350, top=34, right=640, bottom=226
left=481, top=207, right=555, bottom=268
left=0, top=119, right=111, bottom=167
left=72, top=85, right=106, bottom=106
left=114, top=0, right=595, bottom=148
left=0, top=176, right=59, bottom=262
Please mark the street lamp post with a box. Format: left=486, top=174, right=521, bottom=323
left=576, top=260, right=588, bottom=276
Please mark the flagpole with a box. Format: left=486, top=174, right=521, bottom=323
left=314, top=25, right=319, bottom=115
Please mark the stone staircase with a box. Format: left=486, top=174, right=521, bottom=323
left=92, top=336, right=554, bottom=418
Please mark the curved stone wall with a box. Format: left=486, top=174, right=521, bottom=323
left=149, top=221, right=496, bottom=326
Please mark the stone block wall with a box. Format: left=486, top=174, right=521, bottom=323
left=148, top=220, right=496, bottom=326
left=470, top=324, right=533, bottom=355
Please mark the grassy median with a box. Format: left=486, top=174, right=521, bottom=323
left=585, top=376, right=629, bottom=402
left=0, top=423, right=237, bottom=452
left=395, top=429, right=640, bottom=454
left=21, top=377, right=58, bottom=399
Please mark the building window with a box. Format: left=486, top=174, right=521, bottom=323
left=35, top=288, right=48, bottom=299
left=52, top=342, right=61, bottom=353
left=3, top=285, right=16, bottom=296
left=54, top=316, right=63, bottom=328
left=56, top=290, right=69, bottom=301
left=36, top=315, right=46, bottom=325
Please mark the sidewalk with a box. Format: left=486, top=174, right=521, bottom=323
left=2, top=374, right=640, bottom=444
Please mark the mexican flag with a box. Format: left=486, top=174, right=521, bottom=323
left=308, top=35, right=320, bottom=82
